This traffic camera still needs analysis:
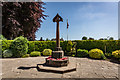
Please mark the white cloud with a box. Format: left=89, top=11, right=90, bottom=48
left=73, top=3, right=117, bottom=21
left=83, top=12, right=107, bottom=20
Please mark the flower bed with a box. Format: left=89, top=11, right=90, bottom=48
left=45, top=56, right=69, bottom=67
left=46, top=56, right=68, bottom=60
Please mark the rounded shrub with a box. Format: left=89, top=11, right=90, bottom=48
left=77, top=49, right=88, bottom=57
left=22, top=54, right=30, bottom=58
left=112, top=50, right=120, bottom=58
left=30, top=51, right=41, bottom=57
left=88, top=48, right=106, bottom=59
left=43, top=49, right=52, bottom=56
left=3, top=49, right=13, bottom=58
left=10, top=36, right=28, bottom=57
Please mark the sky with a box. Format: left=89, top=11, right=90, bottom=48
left=35, top=2, right=118, bottom=40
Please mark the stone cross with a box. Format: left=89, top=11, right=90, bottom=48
left=53, top=13, right=63, bottom=50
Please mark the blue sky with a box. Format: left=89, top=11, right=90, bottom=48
left=35, top=2, right=118, bottom=40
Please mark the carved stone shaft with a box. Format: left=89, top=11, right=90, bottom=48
left=56, top=21, right=60, bottom=48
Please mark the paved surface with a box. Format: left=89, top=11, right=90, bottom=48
left=1, top=57, right=119, bottom=79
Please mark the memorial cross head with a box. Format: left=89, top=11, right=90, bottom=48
left=53, top=13, right=63, bottom=22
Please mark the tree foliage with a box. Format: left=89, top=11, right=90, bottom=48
left=109, top=37, right=114, bottom=40
left=82, top=36, right=87, bottom=40
left=88, top=37, right=94, bottom=40
left=2, top=2, right=47, bottom=40
left=99, top=38, right=104, bottom=40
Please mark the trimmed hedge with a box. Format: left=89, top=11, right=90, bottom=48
left=75, top=40, right=120, bottom=53
left=28, top=41, right=56, bottom=54
left=28, top=41, right=71, bottom=54
left=2, top=40, right=120, bottom=54
left=105, top=53, right=112, bottom=57
left=61, top=41, right=73, bottom=52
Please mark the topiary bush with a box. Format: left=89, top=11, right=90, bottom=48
left=30, top=51, right=41, bottom=57
left=43, top=49, right=52, bottom=56
left=112, top=50, right=120, bottom=58
left=3, top=49, right=13, bottom=58
left=77, top=49, right=88, bottom=57
left=88, top=48, right=106, bottom=59
left=22, top=54, right=30, bottom=58
left=10, top=36, right=28, bottom=57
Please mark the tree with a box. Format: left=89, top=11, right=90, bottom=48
left=88, top=37, right=94, bottom=40
left=39, top=37, right=43, bottom=41
left=99, top=38, right=104, bottom=40
left=82, top=36, right=87, bottom=40
left=60, top=38, right=64, bottom=41
left=2, top=2, right=47, bottom=40
left=104, top=38, right=107, bottom=40
left=109, top=37, right=114, bottom=40
left=46, top=38, right=50, bottom=41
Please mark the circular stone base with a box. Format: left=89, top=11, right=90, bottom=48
left=45, top=58, right=69, bottom=67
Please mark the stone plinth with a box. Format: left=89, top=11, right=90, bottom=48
left=37, top=61, right=76, bottom=74
left=45, top=50, right=69, bottom=67
left=52, top=50, right=64, bottom=59
left=45, top=57, right=69, bottom=67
